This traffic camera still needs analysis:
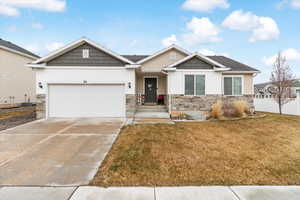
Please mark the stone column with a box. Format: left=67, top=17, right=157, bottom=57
left=36, top=94, right=46, bottom=119
left=126, top=94, right=136, bottom=118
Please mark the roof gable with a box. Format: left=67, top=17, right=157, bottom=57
left=166, top=53, right=228, bottom=70
left=176, top=57, right=214, bottom=69
left=47, top=43, right=127, bottom=66
left=33, top=37, right=134, bottom=65
left=137, top=44, right=190, bottom=64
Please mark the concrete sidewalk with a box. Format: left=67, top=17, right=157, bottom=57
left=1, top=186, right=300, bottom=200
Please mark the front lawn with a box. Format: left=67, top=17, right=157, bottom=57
left=91, top=113, right=300, bottom=186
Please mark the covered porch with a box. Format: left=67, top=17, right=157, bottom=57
left=135, top=72, right=168, bottom=105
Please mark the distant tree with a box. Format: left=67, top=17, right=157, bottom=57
left=269, top=52, right=295, bottom=114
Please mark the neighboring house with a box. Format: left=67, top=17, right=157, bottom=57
left=254, top=79, right=300, bottom=98
left=0, top=39, right=40, bottom=106
left=27, top=37, right=259, bottom=119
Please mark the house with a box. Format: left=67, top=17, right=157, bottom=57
left=27, top=37, right=259, bottom=119
left=0, top=39, right=40, bottom=106
left=254, top=79, right=300, bottom=98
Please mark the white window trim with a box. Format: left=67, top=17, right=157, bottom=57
left=82, top=49, right=89, bottom=58
left=184, top=74, right=206, bottom=96
left=223, top=75, right=244, bottom=96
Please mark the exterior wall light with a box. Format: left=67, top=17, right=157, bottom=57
left=38, top=82, right=43, bottom=89
left=128, top=82, right=131, bottom=89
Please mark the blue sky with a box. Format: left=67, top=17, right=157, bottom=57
left=1, top=0, right=300, bottom=83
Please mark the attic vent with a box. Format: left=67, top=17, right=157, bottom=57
left=170, top=52, right=177, bottom=60
left=82, top=49, right=89, bottom=58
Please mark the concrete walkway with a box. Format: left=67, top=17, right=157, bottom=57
left=0, top=186, right=299, bottom=200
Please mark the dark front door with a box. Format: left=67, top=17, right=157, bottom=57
left=145, top=78, right=157, bottom=103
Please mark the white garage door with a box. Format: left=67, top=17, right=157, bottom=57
left=48, top=84, right=125, bottom=118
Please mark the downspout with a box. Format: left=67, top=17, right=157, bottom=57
left=161, top=69, right=172, bottom=115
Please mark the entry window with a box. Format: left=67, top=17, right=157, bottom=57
left=185, top=75, right=205, bottom=96
left=224, top=77, right=242, bottom=96
left=82, top=49, right=89, bottom=58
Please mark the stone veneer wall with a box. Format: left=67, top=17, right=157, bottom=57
left=36, top=94, right=46, bottom=119
left=126, top=94, right=136, bottom=118
left=170, top=94, right=254, bottom=117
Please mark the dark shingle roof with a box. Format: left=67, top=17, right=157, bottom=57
left=0, top=39, right=40, bottom=58
left=208, top=56, right=259, bottom=72
left=123, top=54, right=259, bottom=73
left=122, top=55, right=149, bottom=63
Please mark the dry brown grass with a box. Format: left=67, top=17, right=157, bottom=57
left=233, top=100, right=250, bottom=117
left=211, top=101, right=223, bottom=119
left=91, top=113, right=300, bottom=186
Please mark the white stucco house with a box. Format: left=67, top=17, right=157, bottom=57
left=0, top=39, right=39, bottom=106
left=27, top=37, right=259, bottom=119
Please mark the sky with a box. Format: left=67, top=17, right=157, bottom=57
left=1, top=0, right=300, bottom=83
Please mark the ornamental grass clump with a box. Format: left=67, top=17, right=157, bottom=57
left=211, top=101, right=223, bottom=120
left=233, top=100, right=249, bottom=117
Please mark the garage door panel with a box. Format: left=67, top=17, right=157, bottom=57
left=48, top=84, right=125, bottom=118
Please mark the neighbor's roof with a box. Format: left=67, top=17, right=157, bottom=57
left=254, top=82, right=272, bottom=90
left=122, top=55, right=149, bottom=63
left=255, top=79, right=300, bottom=89
left=208, top=56, right=259, bottom=72
left=0, top=39, right=39, bottom=59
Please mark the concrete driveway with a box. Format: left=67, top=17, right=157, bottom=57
left=0, top=118, right=124, bottom=186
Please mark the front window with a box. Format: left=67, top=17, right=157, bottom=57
left=224, top=77, right=242, bottom=96
left=185, top=75, right=205, bottom=96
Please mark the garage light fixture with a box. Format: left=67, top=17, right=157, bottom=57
left=38, top=82, right=43, bottom=89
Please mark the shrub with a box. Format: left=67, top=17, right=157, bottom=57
left=211, top=101, right=223, bottom=120
left=233, top=100, right=249, bottom=117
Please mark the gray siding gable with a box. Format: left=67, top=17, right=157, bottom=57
left=47, top=43, right=128, bottom=66
left=176, top=57, right=213, bottom=69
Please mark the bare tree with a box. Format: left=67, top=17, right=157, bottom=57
left=269, top=52, right=295, bottom=114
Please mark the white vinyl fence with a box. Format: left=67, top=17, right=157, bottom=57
left=254, top=93, right=300, bottom=115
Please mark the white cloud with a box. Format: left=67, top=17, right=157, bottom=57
left=291, top=0, right=300, bottom=8
left=222, top=10, right=259, bottom=31
left=0, top=4, right=19, bottom=16
left=277, top=0, right=300, bottom=9
left=0, top=0, right=66, bottom=16
left=45, top=42, right=64, bottom=52
left=198, top=48, right=229, bottom=57
left=183, top=17, right=222, bottom=46
left=25, top=44, right=41, bottom=53
left=263, top=48, right=300, bottom=66
left=7, top=25, right=17, bottom=32
left=31, top=23, right=43, bottom=29
left=182, top=0, right=229, bottom=12
left=249, top=17, right=280, bottom=42
left=222, top=10, right=280, bottom=42
left=276, top=0, right=289, bottom=9
left=25, top=42, right=64, bottom=55
left=161, top=34, right=177, bottom=47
